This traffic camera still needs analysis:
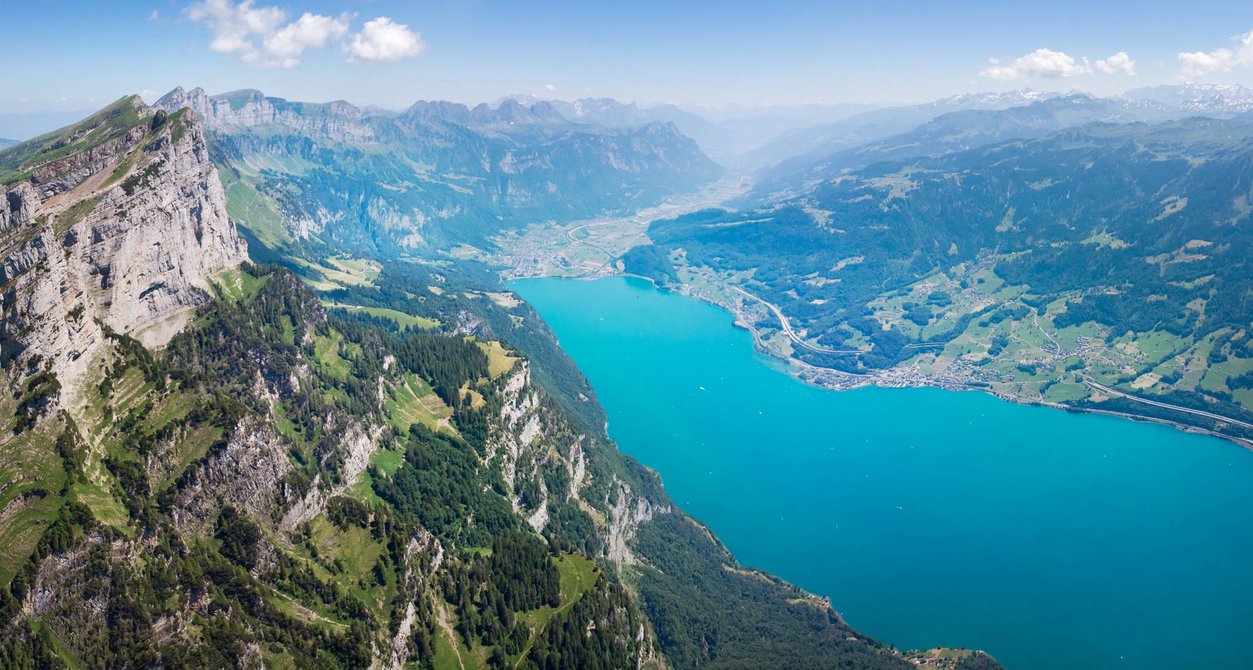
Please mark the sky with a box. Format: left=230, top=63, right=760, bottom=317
left=4, top=0, right=1253, bottom=115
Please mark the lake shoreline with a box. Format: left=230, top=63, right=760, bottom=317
left=713, top=282, right=1253, bottom=453
left=536, top=271, right=1253, bottom=453
left=511, top=274, right=1253, bottom=670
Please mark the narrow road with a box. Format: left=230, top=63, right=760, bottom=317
left=1083, top=378, right=1253, bottom=430
left=732, top=286, right=861, bottom=355
left=561, top=224, right=619, bottom=277
left=565, top=224, right=616, bottom=261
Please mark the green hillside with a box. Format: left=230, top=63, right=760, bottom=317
left=633, top=118, right=1253, bottom=443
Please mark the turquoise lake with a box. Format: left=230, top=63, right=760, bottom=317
left=512, top=275, right=1253, bottom=670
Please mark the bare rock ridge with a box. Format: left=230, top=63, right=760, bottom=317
left=0, top=95, right=246, bottom=396
left=156, top=86, right=375, bottom=143
left=157, top=86, right=568, bottom=137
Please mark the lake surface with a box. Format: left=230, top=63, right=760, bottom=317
left=512, top=275, right=1253, bottom=670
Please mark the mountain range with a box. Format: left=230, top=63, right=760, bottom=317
left=750, top=84, right=1253, bottom=198
left=628, top=113, right=1253, bottom=445
left=4, top=76, right=1253, bottom=667
left=154, top=87, right=720, bottom=259
left=0, top=93, right=1004, bottom=668
left=515, top=83, right=1253, bottom=173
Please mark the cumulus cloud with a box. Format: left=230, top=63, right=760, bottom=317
left=347, top=17, right=426, bottom=63
left=1178, top=30, right=1253, bottom=77
left=980, top=48, right=1135, bottom=80
left=544, top=84, right=557, bottom=92
left=1094, top=51, right=1136, bottom=75
left=980, top=49, right=1089, bottom=80
left=263, top=13, right=350, bottom=67
left=188, top=1, right=422, bottom=67
left=188, top=0, right=285, bottom=61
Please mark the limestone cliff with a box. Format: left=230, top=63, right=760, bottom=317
left=156, top=86, right=375, bottom=143
left=487, top=359, right=669, bottom=569
left=0, top=96, right=246, bottom=398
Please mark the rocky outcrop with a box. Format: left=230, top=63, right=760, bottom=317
left=384, top=531, right=444, bottom=670
left=487, top=360, right=672, bottom=567
left=605, top=478, right=663, bottom=568
left=0, top=98, right=246, bottom=399
left=171, top=421, right=294, bottom=537
left=25, top=535, right=119, bottom=656
left=489, top=361, right=561, bottom=531
left=279, top=418, right=380, bottom=532
left=156, top=86, right=375, bottom=143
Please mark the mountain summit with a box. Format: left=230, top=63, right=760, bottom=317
left=1, top=96, right=245, bottom=394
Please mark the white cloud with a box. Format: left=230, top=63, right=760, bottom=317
left=188, top=0, right=348, bottom=68
left=980, top=49, right=1089, bottom=80
left=544, top=84, right=556, bottom=92
left=189, top=0, right=283, bottom=57
left=347, top=17, right=426, bottom=63
left=263, top=13, right=350, bottom=67
left=1178, top=30, right=1253, bottom=77
left=980, top=48, right=1135, bottom=81
left=1094, top=51, right=1136, bottom=75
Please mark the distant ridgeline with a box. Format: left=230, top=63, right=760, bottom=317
left=155, top=87, right=721, bottom=256
left=628, top=109, right=1253, bottom=443
left=0, top=96, right=1000, bottom=668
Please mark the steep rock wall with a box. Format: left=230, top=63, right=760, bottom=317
left=0, top=100, right=245, bottom=399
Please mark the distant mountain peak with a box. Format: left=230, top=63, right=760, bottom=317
left=1122, top=83, right=1253, bottom=114
left=933, top=88, right=1065, bottom=108
left=477, top=98, right=566, bottom=125
left=156, top=85, right=374, bottom=142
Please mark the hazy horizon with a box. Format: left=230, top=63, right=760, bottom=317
left=0, top=78, right=1247, bottom=143
left=4, top=0, right=1253, bottom=116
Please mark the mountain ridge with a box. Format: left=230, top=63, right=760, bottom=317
left=749, top=86, right=1253, bottom=199
left=155, top=86, right=722, bottom=254
left=0, top=96, right=246, bottom=395
left=0, top=96, right=1001, bottom=669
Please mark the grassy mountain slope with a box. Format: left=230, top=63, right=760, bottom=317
left=0, top=96, right=149, bottom=185
left=630, top=118, right=1253, bottom=444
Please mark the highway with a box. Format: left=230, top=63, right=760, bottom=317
left=731, top=286, right=861, bottom=355
left=1082, top=378, right=1253, bottom=430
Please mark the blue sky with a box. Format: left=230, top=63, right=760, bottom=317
left=4, top=0, right=1253, bottom=113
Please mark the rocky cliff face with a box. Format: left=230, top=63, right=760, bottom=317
left=0, top=97, right=245, bottom=398
left=157, top=86, right=375, bottom=143
left=488, top=359, right=669, bottom=569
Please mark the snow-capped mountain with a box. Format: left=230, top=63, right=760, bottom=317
left=1121, top=83, right=1253, bottom=115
